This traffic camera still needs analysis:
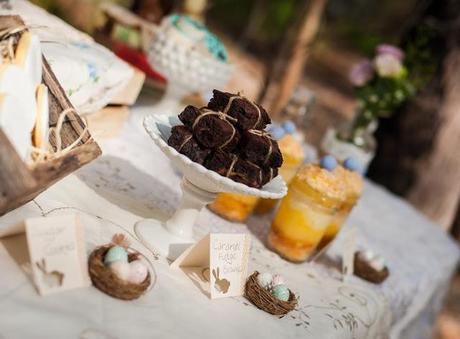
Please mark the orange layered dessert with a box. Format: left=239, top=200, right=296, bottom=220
left=317, top=165, right=363, bottom=250
left=208, top=193, right=258, bottom=222
left=268, top=157, right=362, bottom=262
left=255, top=134, right=305, bottom=214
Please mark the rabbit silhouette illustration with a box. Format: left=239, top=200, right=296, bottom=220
left=36, top=259, right=64, bottom=288
left=212, top=267, right=230, bottom=294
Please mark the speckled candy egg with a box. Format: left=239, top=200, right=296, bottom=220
left=272, top=274, right=285, bottom=287
left=104, top=246, right=128, bottom=265
left=282, top=120, right=296, bottom=134
left=257, top=272, right=273, bottom=289
left=343, top=157, right=361, bottom=173
left=320, top=155, right=338, bottom=171
left=269, top=126, right=285, bottom=140
left=271, top=284, right=290, bottom=302
left=128, top=260, right=149, bottom=284
left=110, top=261, right=130, bottom=281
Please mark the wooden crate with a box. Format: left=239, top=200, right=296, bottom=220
left=0, top=15, right=102, bottom=216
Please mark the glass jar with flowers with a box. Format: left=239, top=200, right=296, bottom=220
left=322, top=44, right=415, bottom=173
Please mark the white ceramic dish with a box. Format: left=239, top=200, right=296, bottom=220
left=143, top=114, right=287, bottom=199
left=136, top=114, right=287, bottom=260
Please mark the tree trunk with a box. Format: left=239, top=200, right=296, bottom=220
left=407, top=49, right=460, bottom=230
left=261, top=0, right=327, bottom=116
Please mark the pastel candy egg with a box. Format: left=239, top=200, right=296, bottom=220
left=271, top=284, right=290, bottom=302
left=282, top=120, right=296, bottom=134
left=320, top=155, right=337, bottom=171
left=257, top=272, right=273, bottom=289
left=269, top=126, right=285, bottom=140
left=343, top=157, right=361, bottom=173
left=361, top=249, right=375, bottom=261
left=110, top=261, right=130, bottom=281
left=272, top=274, right=285, bottom=287
left=104, top=246, right=128, bottom=265
left=370, top=255, right=386, bottom=271
left=128, top=260, right=149, bottom=284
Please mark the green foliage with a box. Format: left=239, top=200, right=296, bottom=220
left=356, top=71, right=414, bottom=124
left=404, top=24, right=438, bottom=90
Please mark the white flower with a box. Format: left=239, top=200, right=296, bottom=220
left=374, top=54, right=403, bottom=77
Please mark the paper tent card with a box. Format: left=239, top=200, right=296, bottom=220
left=25, top=214, right=91, bottom=295
left=171, top=233, right=251, bottom=299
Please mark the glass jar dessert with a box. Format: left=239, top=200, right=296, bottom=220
left=316, top=165, right=362, bottom=250
left=267, top=158, right=362, bottom=262
left=208, top=193, right=259, bottom=222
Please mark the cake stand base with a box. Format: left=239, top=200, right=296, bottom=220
left=134, top=178, right=217, bottom=261
left=134, top=219, right=194, bottom=261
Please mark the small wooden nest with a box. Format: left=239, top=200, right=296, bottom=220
left=353, top=252, right=389, bottom=284
left=245, top=271, right=297, bottom=316
left=88, top=245, right=152, bottom=300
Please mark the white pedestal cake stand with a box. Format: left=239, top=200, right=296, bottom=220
left=135, top=114, right=287, bottom=260
left=147, top=26, right=232, bottom=115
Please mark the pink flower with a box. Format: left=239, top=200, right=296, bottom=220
left=374, top=54, right=403, bottom=77
left=376, top=44, right=404, bottom=61
left=349, top=59, right=374, bottom=86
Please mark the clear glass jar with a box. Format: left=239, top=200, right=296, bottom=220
left=268, top=175, right=344, bottom=262
left=316, top=200, right=356, bottom=251
left=254, top=161, right=301, bottom=214
left=208, top=193, right=258, bottom=222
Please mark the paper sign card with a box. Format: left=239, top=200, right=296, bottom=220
left=171, top=233, right=251, bottom=299
left=25, top=214, right=90, bottom=295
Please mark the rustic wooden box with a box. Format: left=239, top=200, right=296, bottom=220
left=0, top=15, right=102, bottom=216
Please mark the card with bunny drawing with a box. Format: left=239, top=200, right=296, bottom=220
left=171, top=233, right=251, bottom=299
left=25, top=214, right=91, bottom=295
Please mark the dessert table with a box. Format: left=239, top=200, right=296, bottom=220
left=0, top=91, right=458, bottom=339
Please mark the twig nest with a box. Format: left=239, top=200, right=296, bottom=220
left=88, top=245, right=152, bottom=300
left=354, top=250, right=389, bottom=284
left=245, top=271, right=297, bottom=316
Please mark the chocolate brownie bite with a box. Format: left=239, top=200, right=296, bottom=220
left=207, top=90, right=271, bottom=130
left=261, top=167, right=279, bottom=186
left=178, top=105, right=201, bottom=127
left=205, top=150, right=264, bottom=188
left=240, top=130, right=283, bottom=168
left=179, top=105, right=240, bottom=151
left=230, top=157, right=264, bottom=188
left=168, top=125, right=210, bottom=164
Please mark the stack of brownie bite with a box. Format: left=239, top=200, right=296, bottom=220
left=167, top=89, right=283, bottom=188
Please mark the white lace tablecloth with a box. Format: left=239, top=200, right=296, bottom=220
left=0, top=93, right=458, bottom=339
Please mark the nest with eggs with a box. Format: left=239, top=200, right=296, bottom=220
left=88, top=245, right=152, bottom=300
left=245, top=271, right=297, bottom=316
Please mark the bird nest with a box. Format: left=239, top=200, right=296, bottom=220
left=245, top=271, right=297, bottom=316
left=354, top=253, right=389, bottom=284
left=88, top=245, right=152, bottom=300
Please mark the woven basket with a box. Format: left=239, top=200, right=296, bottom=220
left=88, top=246, right=152, bottom=300
left=245, top=271, right=297, bottom=316
left=354, top=253, right=389, bottom=284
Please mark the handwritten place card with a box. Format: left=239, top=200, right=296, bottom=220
left=25, top=214, right=90, bottom=295
left=171, top=233, right=251, bottom=299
